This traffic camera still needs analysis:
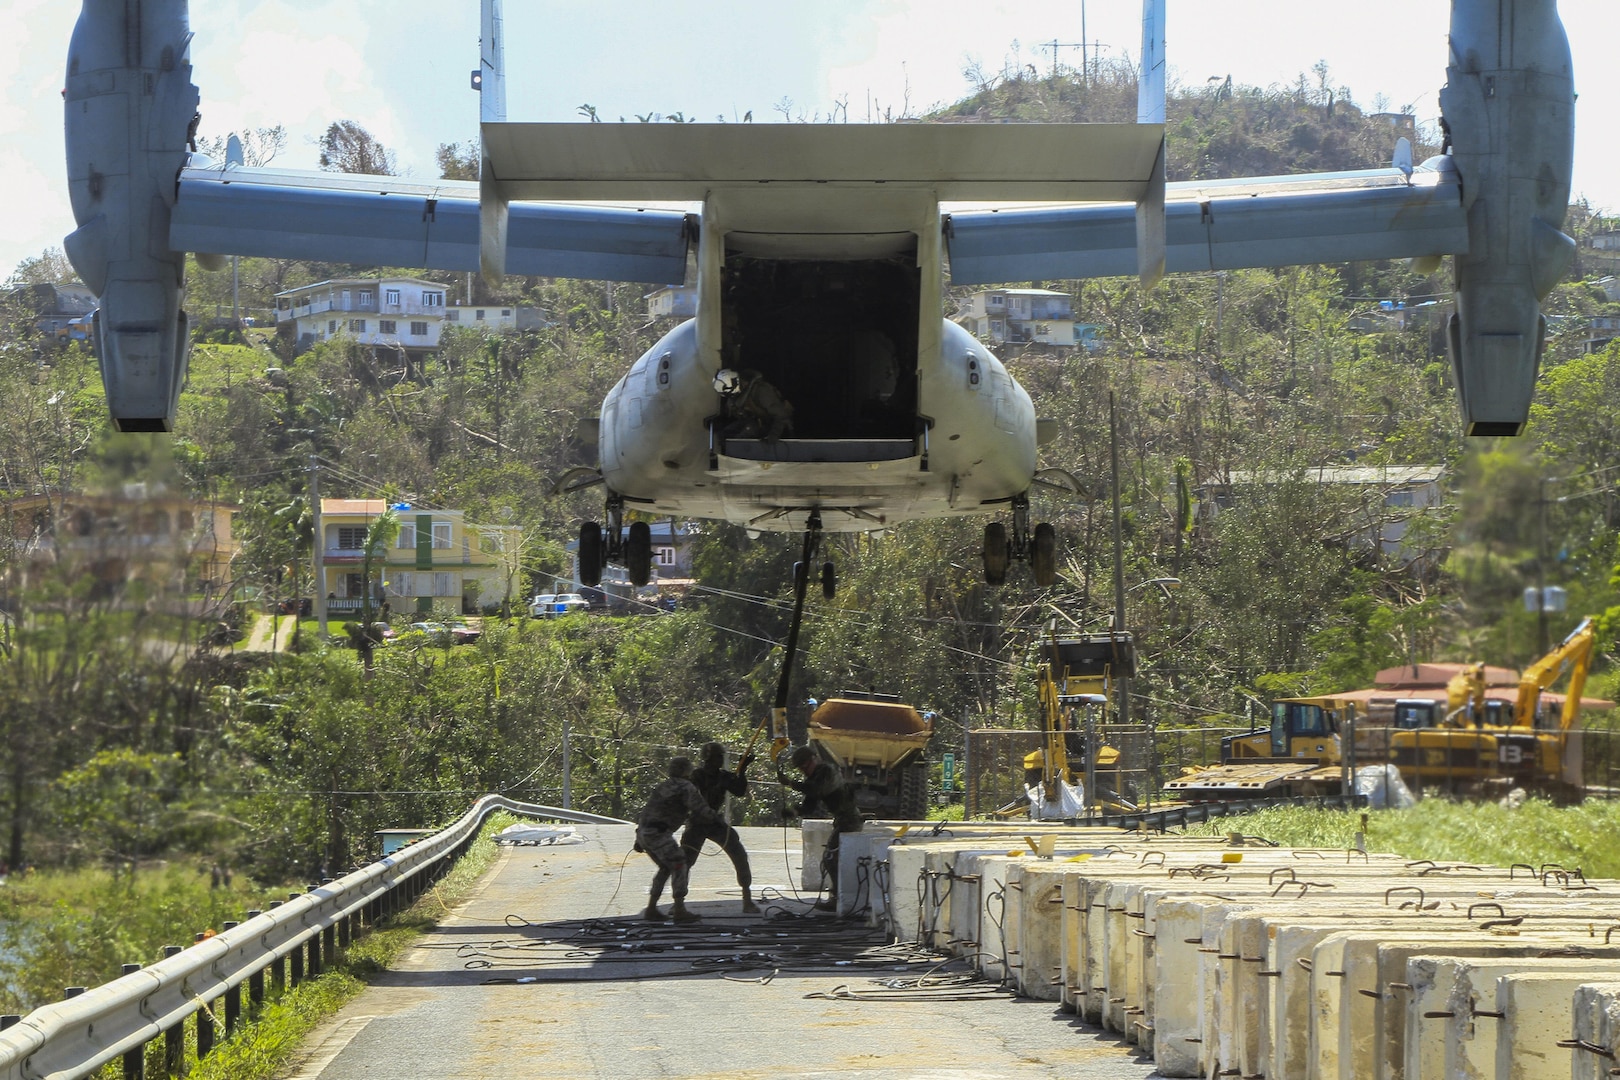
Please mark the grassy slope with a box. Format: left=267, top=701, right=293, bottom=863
left=1192, top=799, right=1620, bottom=878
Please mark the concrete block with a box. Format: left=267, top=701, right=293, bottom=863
left=1570, top=982, right=1620, bottom=1080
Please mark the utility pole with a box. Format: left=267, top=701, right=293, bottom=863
left=1110, top=393, right=1129, bottom=724
left=561, top=716, right=572, bottom=809
left=1536, top=475, right=1550, bottom=654
left=310, top=455, right=327, bottom=640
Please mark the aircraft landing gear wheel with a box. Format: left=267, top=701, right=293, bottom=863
left=579, top=522, right=604, bottom=587
left=821, top=561, right=836, bottom=599
left=1031, top=522, right=1057, bottom=586
left=626, top=521, right=653, bottom=587
left=983, top=522, right=1009, bottom=586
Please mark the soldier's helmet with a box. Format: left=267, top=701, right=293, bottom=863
left=701, top=742, right=725, bottom=765
left=712, top=368, right=740, bottom=395
left=668, top=756, right=694, bottom=779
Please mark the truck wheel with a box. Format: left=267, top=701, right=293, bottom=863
left=899, top=760, right=930, bottom=820
left=626, top=521, right=652, bottom=586
left=579, top=522, right=604, bottom=586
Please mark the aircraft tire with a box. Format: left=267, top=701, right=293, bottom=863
left=983, top=522, right=1009, bottom=586
left=1031, top=522, right=1057, bottom=586
left=821, top=560, right=836, bottom=599
left=579, top=522, right=604, bottom=587
left=627, top=521, right=653, bottom=586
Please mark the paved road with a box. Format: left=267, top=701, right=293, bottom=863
left=287, top=825, right=1162, bottom=1080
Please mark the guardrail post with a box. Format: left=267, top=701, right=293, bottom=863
left=245, top=912, right=266, bottom=1008
left=290, top=938, right=304, bottom=986
left=307, top=934, right=322, bottom=977
left=0, top=1016, right=18, bottom=1029
left=120, top=965, right=145, bottom=1079
left=323, top=924, right=336, bottom=967
left=221, top=921, right=242, bottom=1033
left=338, top=911, right=352, bottom=949
left=64, top=987, right=85, bottom=998
left=162, top=946, right=184, bottom=1076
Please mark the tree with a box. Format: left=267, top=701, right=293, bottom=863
left=5, top=248, right=77, bottom=287
left=436, top=141, right=479, bottom=181
left=194, top=125, right=287, bottom=168
left=318, top=121, right=397, bottom=175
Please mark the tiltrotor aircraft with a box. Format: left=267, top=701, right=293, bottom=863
left=63, top=0, right=1574, bottom=588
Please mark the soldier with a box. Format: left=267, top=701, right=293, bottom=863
left=717, top=368, right=795, bottom=441
left=635, top=756, right=720, bottom=924
left=651, top=742, right=758, bottom=915
left=778, top=745, right=863, bottom=912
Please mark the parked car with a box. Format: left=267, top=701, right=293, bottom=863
left=529, top=593, right=589, bottom=618
left=447, top=620, right=480, bottom=645
left=406, top=621, right=451, bottom=646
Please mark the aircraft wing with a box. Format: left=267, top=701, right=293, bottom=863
left=945, top=160, right=1468, bottom=284
left=170, top=165, right=692, bottom=285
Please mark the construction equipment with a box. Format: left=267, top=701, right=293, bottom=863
left=804, top=693, right=934, bottom=820
left=1023, top=633, right=1133, bottom=819
left=1163, top=695, right=1352, bottom=801
left=1386, top=618, right=1597, bottom=795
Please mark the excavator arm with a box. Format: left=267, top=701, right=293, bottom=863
left=1513, top=617, right=1596, bottom=729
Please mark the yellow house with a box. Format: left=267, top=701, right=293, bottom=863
left=317, top=499, right=521, bottom=617
left=2, top=488, right=237, bottom=595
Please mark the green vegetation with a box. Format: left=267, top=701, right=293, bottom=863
left=1196, top=800, right=1620, bottom=879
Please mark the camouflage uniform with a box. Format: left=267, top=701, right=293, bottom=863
left=651, top=759, right=752, bottom=905
left=636, top=776, right=718, bottom=903
left=780, top=758, right=863, bottom=910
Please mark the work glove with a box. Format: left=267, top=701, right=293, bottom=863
left=739, top=752, right=756, bottom=771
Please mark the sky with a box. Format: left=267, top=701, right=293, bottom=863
left=4, top=1, right=1618, bottom=281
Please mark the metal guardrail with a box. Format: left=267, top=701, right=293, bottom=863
left=0, top=796, right=628, bottom=1080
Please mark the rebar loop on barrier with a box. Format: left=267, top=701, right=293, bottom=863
left=1556, top=1038, right=1617, bottom=1058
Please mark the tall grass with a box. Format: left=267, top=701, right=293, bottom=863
left=1193, top=798, right=1620, bottom=878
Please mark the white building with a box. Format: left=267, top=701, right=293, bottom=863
left=645, top=285, right=697, bottom=319
left=274, top=277, right=521, bottom=354
left=956, top=288, right=1081, bottom=347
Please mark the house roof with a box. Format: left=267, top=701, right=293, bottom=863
left=322, top=499, right=390, bottom=515
left=1372, top=661, right=1520, bottom=689
left=1217, top=465, right=1445, bottom=488
left=989, top=288, right=1069, bottom=297
left=276, top=277, right=448, bottom=297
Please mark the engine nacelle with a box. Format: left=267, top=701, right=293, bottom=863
left=1442, top=0, right=1575, bottom=436
left=62, top=0, right=198, bottom=432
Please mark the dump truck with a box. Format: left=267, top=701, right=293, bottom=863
left=804, top=693, right=934, bottom=820
left=1163, top=695, right=1353, bottom=801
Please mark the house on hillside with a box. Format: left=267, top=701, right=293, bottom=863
left=274, top=278, right=540, bottom=356
left=955, top=289, right=1089, bottom=349
left=1196, top=464, right=1447, bottom=568
left=5, top=282, right=97, bottom=341
left=1, top=487, right=237, bottom=595
left=317, top=500, right=522, bottom=617
left=645, top=286, right=697, bottom=319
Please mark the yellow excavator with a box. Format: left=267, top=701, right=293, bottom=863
left=1022, top=633, right=1132, bottom=819
left=1387, top=618, right=1597, bottom=795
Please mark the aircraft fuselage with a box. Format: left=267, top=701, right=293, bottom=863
left=598, top=188, right=1036, bottom=533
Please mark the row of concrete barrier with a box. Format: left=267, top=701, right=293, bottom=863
left=804, top=820, right=1620, bottom=1080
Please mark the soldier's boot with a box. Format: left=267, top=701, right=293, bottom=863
left=643, top=904, right=668, bottom=921
left=670, top=898, right=702, bottom=924
left=740, top=887, right=760, bottom=914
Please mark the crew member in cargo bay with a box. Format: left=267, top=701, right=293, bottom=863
left=649, top=742, right=760, bottom=915
left=635, top=756, right=720, bottom=924
left=779, top=745, right=863, bottom=912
